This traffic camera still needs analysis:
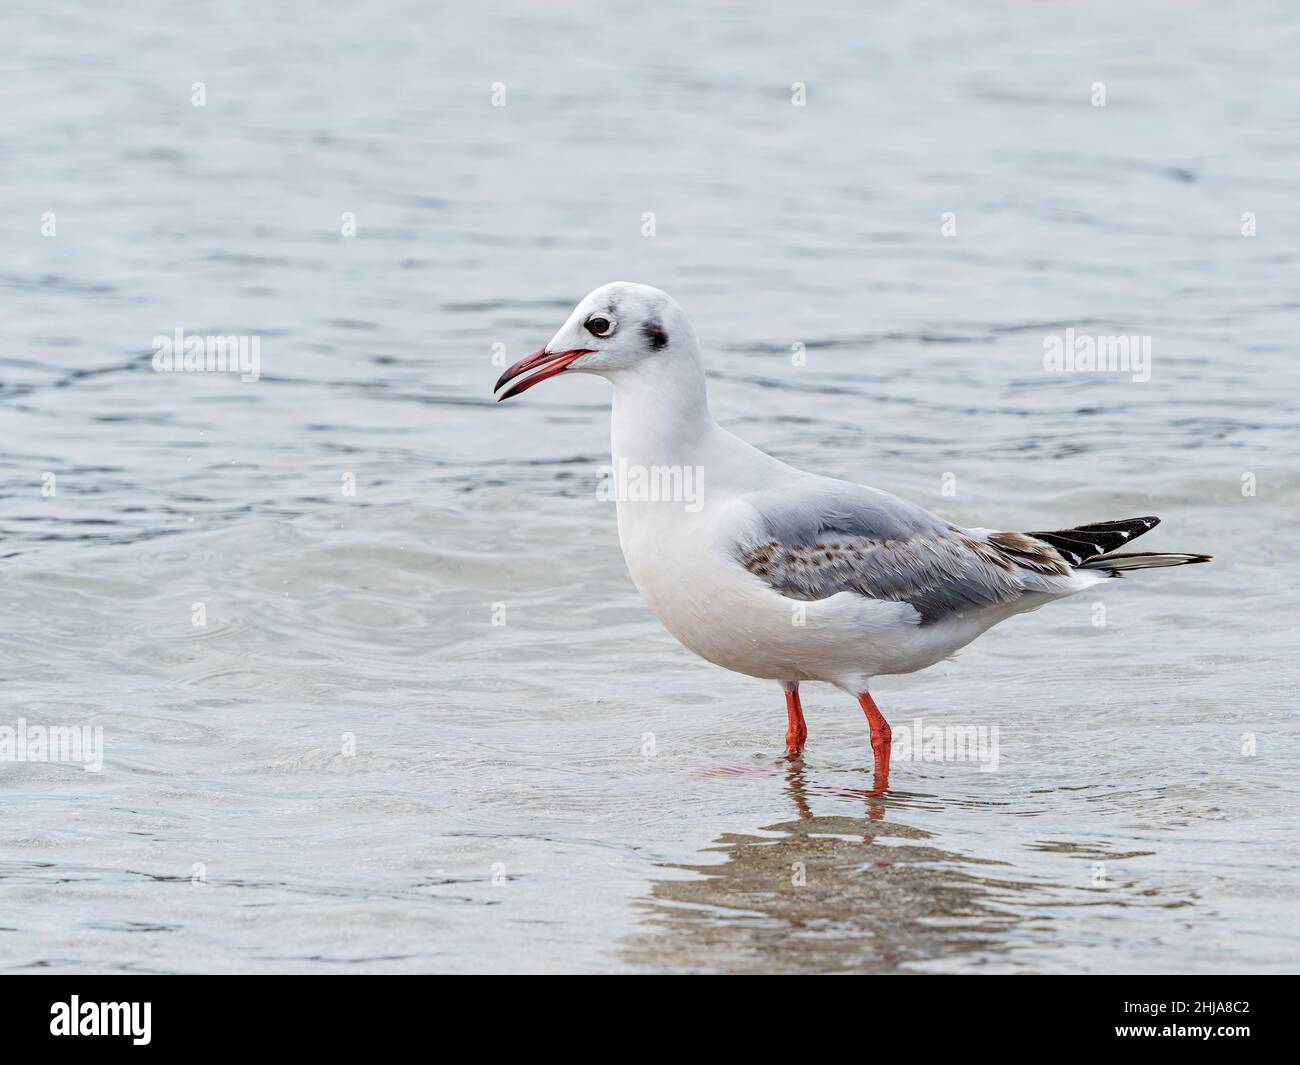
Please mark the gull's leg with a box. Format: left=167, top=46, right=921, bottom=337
left=857, top=692, right=891, bottom=790
left=784, top=682, right=807, bottom=759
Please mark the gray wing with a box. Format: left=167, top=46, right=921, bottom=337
left=733, top=483, right=1072, bottom=623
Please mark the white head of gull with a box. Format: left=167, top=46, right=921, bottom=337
left=495, top=282, right=1210, bottom=792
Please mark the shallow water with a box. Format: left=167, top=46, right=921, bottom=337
left=2, top=1, right=1298, bottom=973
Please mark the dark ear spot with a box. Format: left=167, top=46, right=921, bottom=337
left=642, top=319, right=668, bottom=350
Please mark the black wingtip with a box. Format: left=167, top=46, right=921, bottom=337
left=1026, top=516, right=1164, bottom=566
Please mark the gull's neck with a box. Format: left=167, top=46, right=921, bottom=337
left=609, top=353, right=716, bottom=468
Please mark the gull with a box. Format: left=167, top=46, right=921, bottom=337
left=494, top=283, right=1210, bottom=792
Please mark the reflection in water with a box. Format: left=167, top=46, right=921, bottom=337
left=625, top=765, right=1033, bottom=974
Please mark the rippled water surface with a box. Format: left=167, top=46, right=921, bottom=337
left=2, top=1, right=1298, bottom=973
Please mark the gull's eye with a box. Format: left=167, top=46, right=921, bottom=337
left=585, top=315, right=615, bottom=337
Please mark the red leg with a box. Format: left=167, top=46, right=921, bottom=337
left=858, top=692, right=891, bottom=791
left=784, top=683, right=807, bottom=759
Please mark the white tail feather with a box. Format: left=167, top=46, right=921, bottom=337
left=1079, top=551, right=1212, bottom=572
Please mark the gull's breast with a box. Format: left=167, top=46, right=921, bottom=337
left=615, top=497, right=920, bottom=683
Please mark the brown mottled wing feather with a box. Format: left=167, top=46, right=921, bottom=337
left=738, top=522, right=1072, bottom=624
left=731, top=485, right=1103, bottom=623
